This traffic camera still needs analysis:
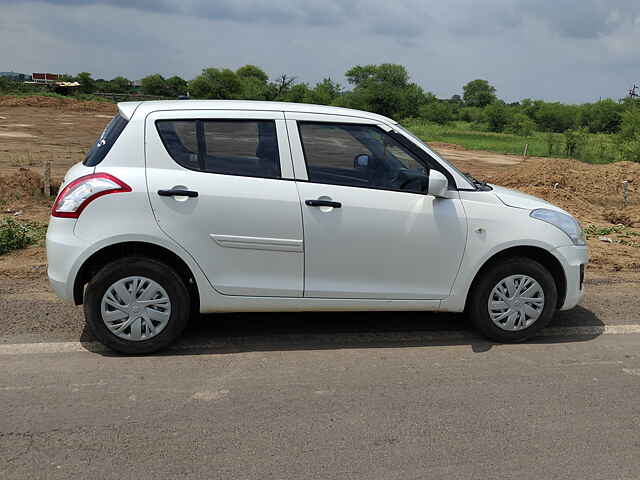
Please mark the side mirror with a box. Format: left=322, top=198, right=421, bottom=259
left=353, top=154, right=369, bottom=168
left=427, top=170, right=448, bottom=198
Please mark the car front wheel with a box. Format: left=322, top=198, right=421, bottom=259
left=84, top=256, right=191, bottom=354
left=468, top=257, right=558, bottom=343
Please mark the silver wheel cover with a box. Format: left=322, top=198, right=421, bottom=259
left=100, top=276, right=171, bottom=341
left=488, top=274, right=545, bottom=331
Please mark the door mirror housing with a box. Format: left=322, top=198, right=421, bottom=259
left=353, top=154, right=370, bottom=169
left=427, top=170, right=448, bottom=198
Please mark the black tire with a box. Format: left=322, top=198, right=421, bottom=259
left=468, top=257, right=558, bottom=343
left=84, top=256, right=191, bottom=354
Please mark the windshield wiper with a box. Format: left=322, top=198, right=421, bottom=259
left=464, top=172, right=492, bottom=191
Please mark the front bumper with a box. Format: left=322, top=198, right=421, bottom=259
left=553, top=245, right=588, bottom=310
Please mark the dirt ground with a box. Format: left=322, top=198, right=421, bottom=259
left=0, top=98, right=639, bottom=342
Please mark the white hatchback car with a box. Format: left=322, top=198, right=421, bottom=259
left=47, top=100, right=587, bottom=353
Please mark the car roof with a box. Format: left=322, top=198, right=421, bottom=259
left=117, top=100, right=397, bottom=125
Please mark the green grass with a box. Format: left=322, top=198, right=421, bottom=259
left=0, top=217, right=47, bottom=256
left=403, top=120, right=620, bottom=163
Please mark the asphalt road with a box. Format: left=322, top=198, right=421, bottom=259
left=2, top=273, right=640, bottom=479
left=2, top=326, right=640, bottom=479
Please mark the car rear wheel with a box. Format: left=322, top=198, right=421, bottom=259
left=468, top=257, right=558, bottom=343
left=84, top=256, right=191, bottom=354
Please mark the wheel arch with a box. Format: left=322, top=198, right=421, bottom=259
left=73, top=241, right=200, bottom=312
left=465, top=245, right=567, bottom=311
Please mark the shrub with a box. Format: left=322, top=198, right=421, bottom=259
left=485, top=103, right=511, bottom=133
left=505, top=112, right=536, bottom=137
left=0, top=217, right=47, bottom=255
left=419, top=101, right=456, bottom=125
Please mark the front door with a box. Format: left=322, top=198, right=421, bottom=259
left=291, top=119, right=467, bottom=299
left=146, top=110, right=304, bottom=297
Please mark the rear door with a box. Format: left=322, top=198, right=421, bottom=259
left=146, top=110, right=304, bottom=297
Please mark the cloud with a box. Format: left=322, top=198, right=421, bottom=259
left=1, top=0, right=639, bottom=103
left=518, top=0, right=640, bottom=39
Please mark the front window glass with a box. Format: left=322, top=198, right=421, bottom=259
left=299, top=122, right=428, bottom=193
left=395, top=124, right=475, bottom=188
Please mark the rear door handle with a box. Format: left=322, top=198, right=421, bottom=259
left=158, top=189, right=199, bottom=198
left=305, top=199, right=341, bottom=208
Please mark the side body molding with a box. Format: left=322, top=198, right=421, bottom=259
left=210, top=234, right=303, bottom=253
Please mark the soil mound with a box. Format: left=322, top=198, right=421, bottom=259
left=0, top=95, right=117, bottom=113
left=489, top=158, right=640, bottom=225
left=0, top=168, right=47, bottom=204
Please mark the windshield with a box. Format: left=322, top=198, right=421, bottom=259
left=83, top=114, right=128, bottom=167
left=395, top=124, right=477, bottom=189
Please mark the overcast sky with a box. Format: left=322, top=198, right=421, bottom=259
left=1, top=0, right=639, bottom=103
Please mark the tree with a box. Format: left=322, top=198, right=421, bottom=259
left=534, top=102, right=577, bottom=132
left=283, top=83, right=311, bottom=103
left=506, top=112, right=536, bottom=136
left=75, top=72, right=96, bottom=94
left=463, top=79, right=497, bottom=107
left=235, top=65, right=269, bottom=100
left=166, top=76, right=187, bottom=97
left=419, top=100, right=456, bottom=125
left=189, top=68, right=243, bottom=99
left=449, top=94, right=463, bottom=106
left=485, top=103, right=511, bottom=132
left=578, top=99, right=623, bottom=133
left=236, top=65, right=268, bottom=84
left=141, top=74, right=169, bottom=96
left=108, top=76, right=131, bottom=93
left=343, top=63, right=430, bottom=119
left=306, top=78, right=342, bottom=105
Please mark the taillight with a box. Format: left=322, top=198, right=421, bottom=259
left=51, top=173, right=131, bottom=218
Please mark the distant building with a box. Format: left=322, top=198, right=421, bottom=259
left=31, top=73, right=61, bottom=84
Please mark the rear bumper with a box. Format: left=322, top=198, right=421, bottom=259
left=46, top=217, right=85, bottom=303
left=553, top=245, right=588, bottom=310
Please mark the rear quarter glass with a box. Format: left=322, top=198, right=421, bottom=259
left=83, top=114, right=128, bottom=167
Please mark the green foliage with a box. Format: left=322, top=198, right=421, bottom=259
left=283, top=83, right=311, bottom=103
left=75, top=72, right=96, bottom=94
left=166, top=76, right=188, bottom=97
left=584, top=224, right=626, bottom=237
left=402, top=119, right=619, bottom=163
left=189, top=68, right=243, bottom=99
left=343, top=63, right=430, bottom=118
left=419, top=100, right=456, bottom=125
left=306, top=78, right=342, bottom=105
left=236, top=65, right=269, bottom=84
left=0, top=217, right=46, bottom=256
left=534, top=102, right=577, bottom=132
left=616, top=108, right=640, bottom=162
left=141, top=74, right=170, bottom=96
left=458, top=106, right=485, bottom=124
left=108, top=76, right=132, bottom=94
left=235, top=65, right=270, bottom=100
left=462, top=79, right=497, bottom=107
left=579, top=99, right=623, bottom=133
left=563, top=128, right=588, bottom=157
left=618, top=108, right=640, bottom=141
left=484, top=103, right=511, bottom=132
left=505, top=112, right=536, bottom=137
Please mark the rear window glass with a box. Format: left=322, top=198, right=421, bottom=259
left=156, top=119, right=281, bottom=179
left=83, top=114, right=128, bottom=167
